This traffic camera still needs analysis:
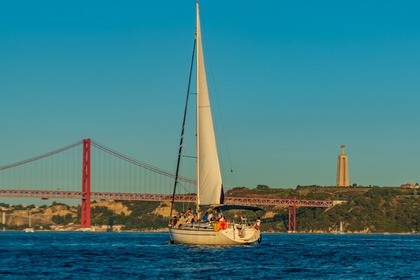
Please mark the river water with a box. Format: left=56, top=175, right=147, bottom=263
left=0, top=232, right=419, bottom=279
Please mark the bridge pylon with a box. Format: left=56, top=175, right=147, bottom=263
left=81, top=139, right=91, bottom=228
left=288, top=197, right=297, bottom=233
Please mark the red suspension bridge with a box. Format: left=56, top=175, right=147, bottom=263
left=0, top=139, right=337, bottom=231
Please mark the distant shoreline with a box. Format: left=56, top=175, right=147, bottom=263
left=1, top=229, right=418, bottom=235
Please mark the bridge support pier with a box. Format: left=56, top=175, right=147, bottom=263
left=288, top=197, right=297, bottom=233
left=81, top=139, right=91, bottom=228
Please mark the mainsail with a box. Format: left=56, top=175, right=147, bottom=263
left=195, top=2, right=223, bottom=206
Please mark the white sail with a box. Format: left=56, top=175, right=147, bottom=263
left=196, top=2, right=223, bottom=206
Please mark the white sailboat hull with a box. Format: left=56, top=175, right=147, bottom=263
left=169, top=224, right=261, bottom=245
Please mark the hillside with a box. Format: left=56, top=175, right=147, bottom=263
left=1, top=186, right=419, bottom=233
left=227, top=185, right=419, bottom=233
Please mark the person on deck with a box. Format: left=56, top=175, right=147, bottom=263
left=255, top=217, right=261, bottom=230
left=173, top=212, right=185, bottom=228
left=215, top=208, right=223, bottom=221
left=192, top=213, right=199, bottom=223
left=207, top=211, right=214, bottom=221
left=172, top=215, right=178, bottom=227
left=202, top=212, right=209, bottom=222
left=185, top=208, right=193, bottom=223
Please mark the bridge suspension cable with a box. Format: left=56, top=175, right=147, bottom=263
left=0, top=140, right=83, bottom=171
left=90, top=140, right=196, bottom=185
left=0, top=139, right=196, bottom=185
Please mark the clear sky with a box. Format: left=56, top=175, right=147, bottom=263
left=1, top=0, right=419, bottom=190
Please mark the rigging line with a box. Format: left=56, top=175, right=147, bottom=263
left=199, top=12, right=235, bottom=187
left=170, top=36, right=197, bottom=220
left=209, top=68, right=235, bottom=177
left=176, top=182, right=193, bottom=195
left=0, top=140, right=84, bottom=171
left=90, top=140, right=196, bottom=185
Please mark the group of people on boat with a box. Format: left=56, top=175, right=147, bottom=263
left=172, top=208, right=197, bottom=228
left=171, top=207, right=225, bottom=228
left=202, top=208, right=224, bottom=222
left=171, top=207, right=262, bottom=231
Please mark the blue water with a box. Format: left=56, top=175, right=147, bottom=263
left=0, top=232, right=419, bottom=279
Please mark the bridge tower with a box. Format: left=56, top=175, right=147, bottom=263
left=336, top=144, right=349, bottom=187
left=81, top=139, right=91, bottom=228
left=288, top=197, right=297, bottom=233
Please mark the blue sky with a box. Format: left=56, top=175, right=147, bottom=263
left=1, top=0, right=419, bottom=191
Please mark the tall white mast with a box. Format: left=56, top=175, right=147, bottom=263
left=195, top=1, right=200, bottom=207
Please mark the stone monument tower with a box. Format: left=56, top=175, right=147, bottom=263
left=336, top=144, right=349, bottom=187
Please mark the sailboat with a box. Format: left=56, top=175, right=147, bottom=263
left=168, top=2, right=263, bottom=245
left=339, top=221, right=344, bottom=234
left=24, top=211, right=34, bottom=232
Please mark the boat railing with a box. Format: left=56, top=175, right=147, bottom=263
left=180, top=222, right=213, bottom=231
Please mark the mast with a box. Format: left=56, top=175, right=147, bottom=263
left=195, top=1, right=201, bottom=209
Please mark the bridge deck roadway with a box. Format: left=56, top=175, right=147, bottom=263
left=0, top=190, right=337, bottom=207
